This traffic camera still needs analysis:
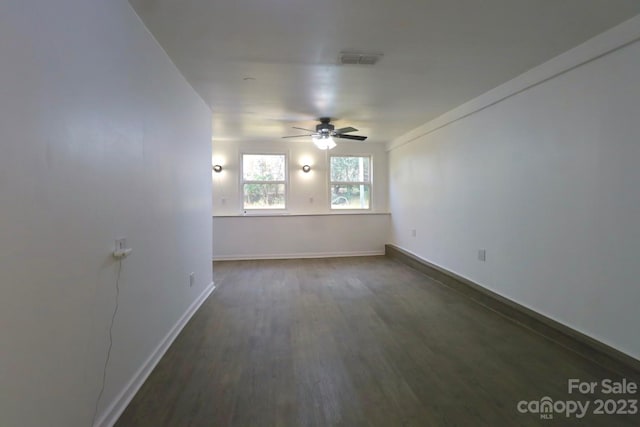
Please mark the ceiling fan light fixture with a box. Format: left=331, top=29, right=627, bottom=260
left=312, top=135, right=336, bottom=150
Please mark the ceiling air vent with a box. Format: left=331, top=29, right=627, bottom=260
left=339, top=51, right=383, bottom=66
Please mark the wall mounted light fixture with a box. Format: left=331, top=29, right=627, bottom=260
left=213, top=165, right=223, bottom=173
left=302, top=165, right=311, bottom=173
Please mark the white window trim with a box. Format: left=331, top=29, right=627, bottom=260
left=329, top=154, right=373, bottom=211
left=240, top=152, right=289, bottom=213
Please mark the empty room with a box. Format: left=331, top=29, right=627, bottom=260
left=1, top=0, right=639, bottom=426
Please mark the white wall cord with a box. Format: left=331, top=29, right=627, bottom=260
left=91, top=260, right=122, bottom=426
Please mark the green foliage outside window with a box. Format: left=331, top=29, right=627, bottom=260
left=243, top=154, right=286, bottom=209
left=330, top=156, right=371, bottom=209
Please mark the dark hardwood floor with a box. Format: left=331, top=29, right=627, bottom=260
left=116, top=257, right=639, bottom=426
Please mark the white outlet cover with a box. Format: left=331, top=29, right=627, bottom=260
left=113, top=238, right=132, bottom=259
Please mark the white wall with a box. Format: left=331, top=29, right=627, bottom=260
left=213, top=214, right=390, bottom=260
left=389, top=21, right=640, bottom=360
left=0, top=1, right=213, bottom=426
left=212, top=139, right=389, bottom=259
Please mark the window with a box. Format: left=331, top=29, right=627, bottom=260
left=242, top=154, right=286, bottom=210
left=330, top=156, right=371, bottom=209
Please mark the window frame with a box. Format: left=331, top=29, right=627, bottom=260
left=240, top=152, right=288, bottom=212
left=328, top=154, right=373, bottom=211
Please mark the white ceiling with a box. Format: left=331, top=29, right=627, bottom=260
left=130, top=0, right=640, bottom=145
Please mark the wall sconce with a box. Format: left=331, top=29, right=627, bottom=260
left=212, top=165, right=223, bottom=173
left=302, top=165, right=311, bottom=173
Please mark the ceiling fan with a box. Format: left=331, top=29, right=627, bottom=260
left=282, top=117, right=368, bottom=149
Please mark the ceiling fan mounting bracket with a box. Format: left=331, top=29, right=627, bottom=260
left=316, top=117, right=335, bottom=135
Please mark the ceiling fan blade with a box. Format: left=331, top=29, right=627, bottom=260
left=334, top=126, right=358, bottom=134
left=282, top=134, right=314, bottom=139
left=292, top=126, right=316, bottom=132
left=335, top=134, right=367, bottom=141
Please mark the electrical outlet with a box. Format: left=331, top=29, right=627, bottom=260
left=113, top=238, right=132, bottom=259
left=116, top=238, right=127, bottom=251
left=189, top=272, right=195, bottom=287
left=478, top=249, right=486, bottom=262
left=411, top=229, right=417, bottom=237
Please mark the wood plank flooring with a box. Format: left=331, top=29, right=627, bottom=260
left=116, top=257, right=639, bottom=426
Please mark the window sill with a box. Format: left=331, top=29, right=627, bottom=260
left=212, top=212, right=391, bottom=218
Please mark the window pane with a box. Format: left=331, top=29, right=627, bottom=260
left=330, top=156, right=370, bottom=182
left=244, top=183, right=286, bottom=209
left=243, top=154, right=285, bottom=181
left=330, top=184, right=370, bottom=209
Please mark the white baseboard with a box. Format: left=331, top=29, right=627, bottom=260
left=95, top=281, right=216, bottom=427
left=212, top=250, right=384, bottom=261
